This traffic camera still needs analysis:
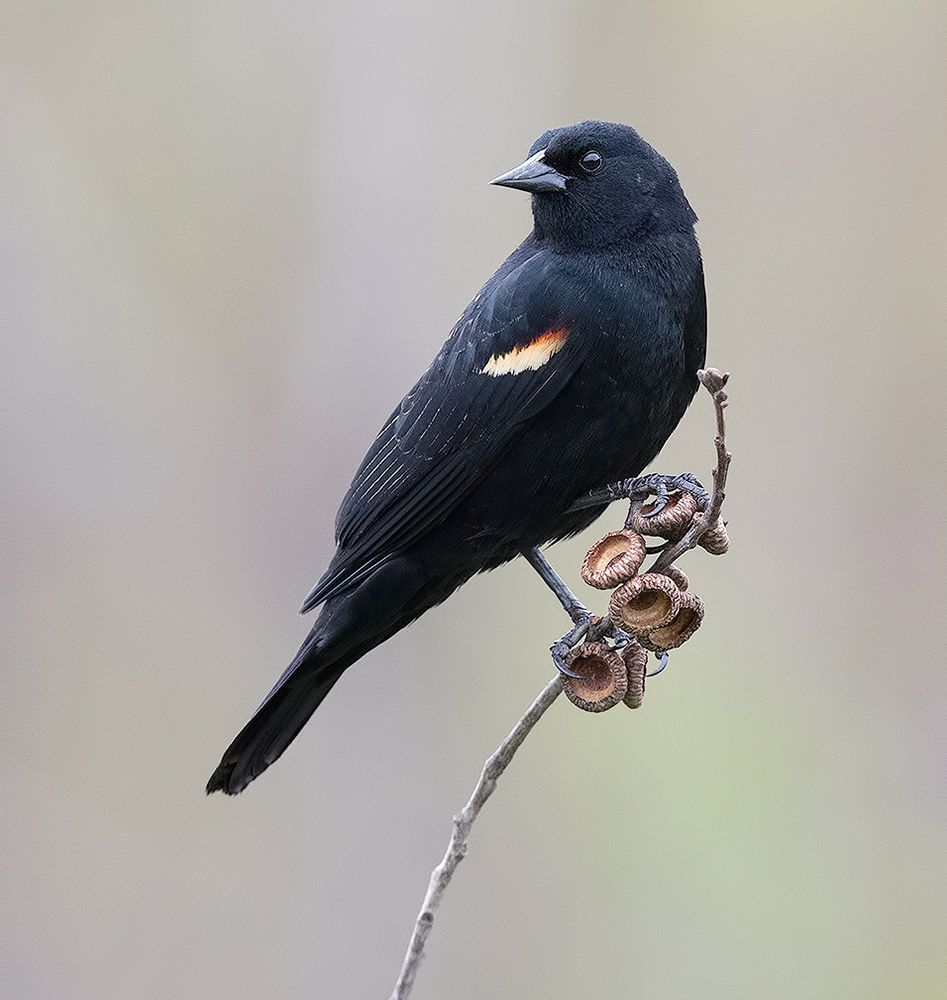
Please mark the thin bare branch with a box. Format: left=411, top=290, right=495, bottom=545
left=388, top=674, right=564, bottom=1000
left=648, top=368, right=731, bottom=574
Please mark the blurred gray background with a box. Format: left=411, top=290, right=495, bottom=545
left=3, top=2, right=945, bottom=998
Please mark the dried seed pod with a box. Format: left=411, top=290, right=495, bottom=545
left=621, top=640, right=648, bottom=710
left=608, top=573, right=681, bottom=634
left=563, top=642, right=628, bottom=712
left=629, top=490, right=699, bottom=540
left=580, top=529, right=646, bottom=589
left=639, top=592, right=705, bottom=652
left=699, top=517, right=730, bottom=555
left=658, top=564, right=689, bottom=592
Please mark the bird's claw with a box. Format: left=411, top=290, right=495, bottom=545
left=551, top=641, right=584, bottom=678
left=550, top=615, right=594, bottom=678
left=643, top=479, right=671, bottom=516
left=609, top=626, right=632, bottom=650
left=646, top=651, right=670, bottom=677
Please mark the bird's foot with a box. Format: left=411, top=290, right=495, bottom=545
left=608, top=625, right=633, bottom=650
left=551, top=615, right=594, bottom=678
left=566, top=472, right=709, bottom=515
left=621, top=472, right=710, bottom=518
left=586, top=616, right=633, bottom=650
left=551, top=616, right=634, bottom=677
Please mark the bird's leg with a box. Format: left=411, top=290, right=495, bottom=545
left=524, top=547, right=593, bottom=678
left=524, top=546, right=589, bottom=623
left=567, top=472, right=710, bottom=515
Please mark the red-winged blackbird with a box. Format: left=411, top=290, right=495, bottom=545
left=207, top=120, right=706, bottom=794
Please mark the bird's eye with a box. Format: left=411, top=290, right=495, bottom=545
left=579, top=150, right=603, bottom=173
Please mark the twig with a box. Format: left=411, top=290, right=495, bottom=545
left=388, top=674, right=564, bottom=1000
left=648, top=368, right=731, bottom=574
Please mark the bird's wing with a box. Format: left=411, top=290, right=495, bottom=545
left=300, top=243, right=597, bottom=612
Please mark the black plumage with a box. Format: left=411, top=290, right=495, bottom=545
left=207, top=120, right=706, bottom=794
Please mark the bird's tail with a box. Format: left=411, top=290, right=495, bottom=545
left=206, top=552, right=452, bottom=795
left=205, top=622, right=352, bottom=795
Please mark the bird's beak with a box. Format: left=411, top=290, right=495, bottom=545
left=489, top=149, right=569, bottom=194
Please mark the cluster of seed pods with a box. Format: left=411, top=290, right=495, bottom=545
left=562, top=490, right=729, bottom=714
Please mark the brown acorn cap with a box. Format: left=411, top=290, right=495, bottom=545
left=563, top=642, right=628, bottom=712
left=629, top=490, right=699, bottom=540
left=621, top=640, right=648, bottom=709
left=639, top=592, right=705, bottom=652
left=699, top=517, right=730, bottom=555
left=608, top=573, right=682, bottom=634
left=580, top=529, right=646, bottom=589
left=658, top=564, right=689, bottom=592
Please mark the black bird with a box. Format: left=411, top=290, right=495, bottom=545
left=207, top=120, right=706, bottom=795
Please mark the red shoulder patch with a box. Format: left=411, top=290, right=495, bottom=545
left=480, top=328, right=569, bottom=377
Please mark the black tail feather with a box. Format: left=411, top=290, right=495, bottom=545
left=207, top=552, right=442, bottom=794
left=206, top=638, right=346, bottom=795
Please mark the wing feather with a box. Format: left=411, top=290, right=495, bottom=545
left=302, top=242, right=592, bottom=612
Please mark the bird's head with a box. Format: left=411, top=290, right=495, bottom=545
left=491, top=120, right=697, bottom=250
